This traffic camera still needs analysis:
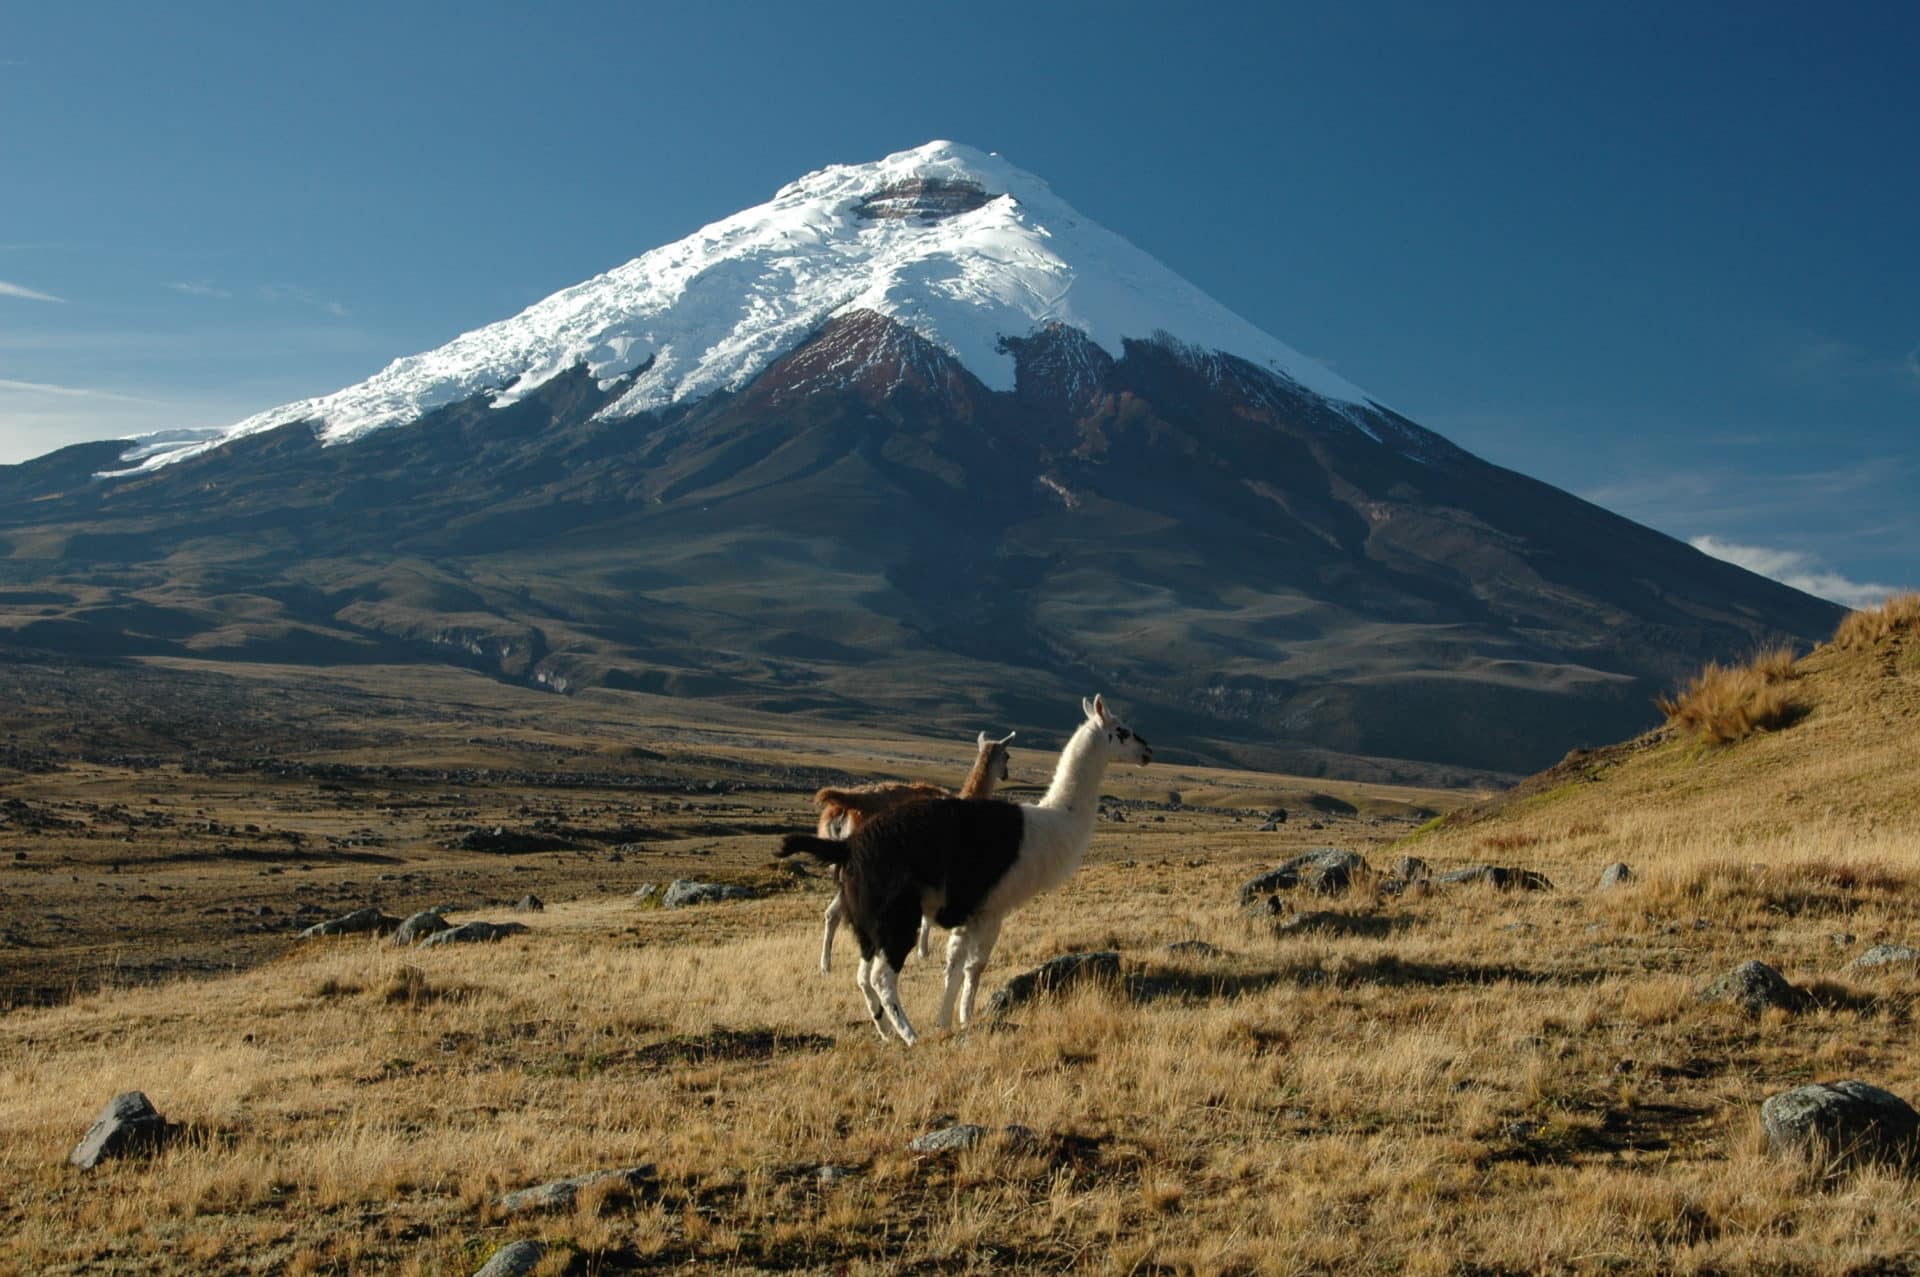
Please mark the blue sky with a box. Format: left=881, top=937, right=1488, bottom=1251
left=2, top=1, right=1913, bottom=602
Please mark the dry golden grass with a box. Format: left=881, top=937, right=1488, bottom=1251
left=1655, top=643, right=1802, bottom=745
left=1834, top=591, right=1920, bottom=650
left=4, top=647, right=1920, bottom=1273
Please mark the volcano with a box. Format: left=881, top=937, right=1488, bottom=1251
left=0, top=142, right=1840, bottom=783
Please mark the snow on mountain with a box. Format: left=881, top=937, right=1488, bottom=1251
left=123, top=141, right=1380, bottom=472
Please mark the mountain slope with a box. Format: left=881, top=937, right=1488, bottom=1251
left=0, top=144, right=1844, bottom=782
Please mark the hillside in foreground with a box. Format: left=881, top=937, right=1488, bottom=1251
left=3, top=602, right=1919, bottom=1274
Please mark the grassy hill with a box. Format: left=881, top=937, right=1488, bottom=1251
left=2, top=600, right=1919, bottom=1274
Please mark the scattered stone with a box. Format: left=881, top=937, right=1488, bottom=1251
left=816, top=1164, right=855, bottom=1185
left=1257, top=808, right=1288, bottom=831
left=1851, top=944, right=1920, bottom=970
left=1274, top=911, right=1393, bottom=939
left=298, top=906, right=400, bottom=939
left=512, top=893, right=545, bottom=913
left=1702, top=959, right=1813, bottom=1016
left=984, top=951, right=1121, bottom=1017
left=70, top=1091, right=170, bottom=1169
left=472, top=1240, right=546, bottom=1277
left=1762, top=1081, right=1920, bottom=1170
left=1237, top=850, right=1370, bottom=903
left=417, top=920, right=529, bottom=948
left=1830, top=932, right=1858, bottom=949
left=1598, top=862, right=1634, bottom=889
left=392, top=910, right=450, bottom=945
left=908, top=1123, right=1037, bottom=1154
left=910, top=1123, right=985, bottom=1153
left=633, top=883, right=658, bottom=903
left=1165, top=939, right=1222, bottom=957
left=662, top=879, right=756, bottom=908
left=1391, top=855, right=1431, bottom=881
left=1434, top=865, right=1554, bottom=892
left=495, top=1165, right=655, bottom=1214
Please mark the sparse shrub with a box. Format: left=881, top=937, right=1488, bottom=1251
left=1656, top=646, right=1802, bottom=745
left=1835, top=592, right=1920, bottom=649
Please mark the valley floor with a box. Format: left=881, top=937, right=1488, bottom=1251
left=3, top=658, right=1919, bottom=1274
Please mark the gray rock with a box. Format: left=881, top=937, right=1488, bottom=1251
left=472, top=1240, right=546, bottom=1277
left=983, top=951, right=1121, bottom=1017
left=1702, top=960, right=1813, bottom=1016
left=417, top=920, right=529, bottom=948
left=1434, top=865, right=1554, bottom=892
left=299, top=906, right=401, bottom=939
left=1274, top=910, right=1393, bottom=939
left=1851, top=944, right=1920, bottom=970
left=495, top=1164, right=655, bottom=1213
left=392, top=910, right=450, bottom=945
left=1762, top=1081, right=1920, bottom=1170
left=633, top=882, right=658, bottom=903
left=907, top=1123, right=1036, bottom=1154
left=1237, top=850, right=1370, bottom=902
left=816, top=1164, right=855, bottom=1185
left=1598, top=862, right=1634, bottom=889
left=910, top=1123, right=985, bottom=1153
left=1391, top=855, right=1431, bottom=882
left=512, top=893, right=545, bottom=913
left=70, top=1091, right=170, bottom=1169
left=662, top=879, right=756, bottom=908
left=1165, top=939, right=1222, bottom=957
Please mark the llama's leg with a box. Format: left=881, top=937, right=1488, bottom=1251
left=935, top=927, right=967, bottom=1030
left=871, top=894, right=924, bottom=1045
left=957, top=914, right=1003, bottom=1027
left=854, top=956, right=889, bottom=1041
left=872, top=959, right=918, bottom=1046
left=917, top=916, right=931, bottom=960
left=821, top=890, right=844, bottom=974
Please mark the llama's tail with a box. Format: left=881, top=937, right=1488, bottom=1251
left=779, top=833, right=850, bottom=866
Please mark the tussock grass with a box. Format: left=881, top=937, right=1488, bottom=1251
left=1656, top=644, right=1802, bottom=745
left=8, top=813, right=1920, bottom=1274
left=1835, top=592, right=1920, bottom=650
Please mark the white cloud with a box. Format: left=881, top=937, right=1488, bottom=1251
left=167, top=280, right=233, bottom=298
left=0, top=279, right=64, bottom=303
left=1690, top=535, right=1900, bottom=610
left=0, top=377, right=162, bottom=405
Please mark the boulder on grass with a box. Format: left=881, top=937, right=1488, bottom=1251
left=1434, top=865, right=1554, bottom=892
left=472, top=1240, right=546, bottom=1277
left=299, top=906, right=400, bottom=939
left=70, top=1091, right=170, bottom=1169
left=1237, top=850, right=1370, bottom=902
left=662, top=879, right=756, bottom=908
left=495, top=1164, right=656, bottom=1214
left=1761, top=1081, right=1920, bottom=1170
left=983, top=951, right=1121, bottom=1018
left=417, top=920, right=529, bottom=947
left=392, top=910, right=450, bottom=945
left=1701, top=959, right=1812, bottom=1016
left=1851, top=944, right=1920, bottom=971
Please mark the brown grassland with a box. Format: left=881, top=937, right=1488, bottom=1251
left=3, top=594, right=1919, bottom=1275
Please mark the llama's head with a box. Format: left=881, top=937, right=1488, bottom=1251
left=1082, top=694, right=1152, bottom=765
left=975, top=729, right=1016, bottom=784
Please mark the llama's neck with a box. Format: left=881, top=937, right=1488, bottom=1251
left=958, top=751, right=998, bottom=799
left=1037, top=722, right=1109, bottom=817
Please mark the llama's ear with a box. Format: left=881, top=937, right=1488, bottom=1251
left=977, top=730, right=990, bottom=748
left=998, top=730, right=1016, bottom=745
left=1091, top=694, right=1110, bottom=724
left=1082, top=696, right=1097, bottom=721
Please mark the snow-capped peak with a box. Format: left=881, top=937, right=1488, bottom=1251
left=124, top=141, right=1379, bottom=471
